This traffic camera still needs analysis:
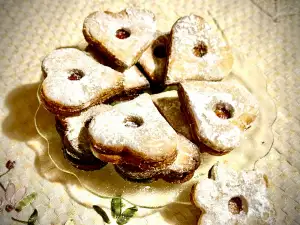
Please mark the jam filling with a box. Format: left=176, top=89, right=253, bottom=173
left=193, top=41, right=208, bottom=57
left=116, top=28, right=131, bottom=39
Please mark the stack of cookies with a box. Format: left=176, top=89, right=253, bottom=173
left=39, top=8, right=259, bottom=184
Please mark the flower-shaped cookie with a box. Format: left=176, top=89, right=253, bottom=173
left=191, top=163, right=276, bottom=225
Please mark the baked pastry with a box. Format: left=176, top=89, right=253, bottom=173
left=85, top=45, right=150, bottom=97
left=115, top=134, right=200, bottom=183
left=178, top=81, right=259, bottom=154
left=55, top=104, right=112, bottom=170
left=165, top=15, right=233, bottom=85
left=106, top=66, right=151, bottom=105
left=191, top=163, right=276, bottom=225
left=122, top=66, right=150, bottom=95
left=88, top=93, right=178, bottom=170
left=40, top=48, right=123, bottom=116
left=83, top=8, right=156, bottom=71
left=138, top=32, right=169, bottom=86
left=151, top=90, right=192, bottom=141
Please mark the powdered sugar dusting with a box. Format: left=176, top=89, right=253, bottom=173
left=138, top=32, right=169, bottom=83
left=88, top=93, right=177, bottom=161
left=84, top=8, right=156, bottom=67
left=62, top=104, right=112, bottom=154
left=166, top=15, right=233, bottom=84
left=115, top=134, right=200, bottom=180
left=166, top=134, right=200, bottom=172
left=42, top=48, right=123, bottom=107
left=181, top=81, right=259, bottom=152
left=193, top=163, right=276, bottom=225
left=123, top=66, right=149, bottom=91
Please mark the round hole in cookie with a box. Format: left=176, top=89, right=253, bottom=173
left=228, top=196, right=248, bottom=215
left=123, top=115, right=144, bottom=128
left=214, top=102, right=234, bottom=119
left=153, top=44, right=167, bottom=58
left=193, top=41, right=208, bottom=57
left=68, top=69, right=85, bottom=81
left=116, top=28, right=131, bottom=39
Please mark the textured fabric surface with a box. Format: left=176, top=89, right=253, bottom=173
left=0, top=0, right=299, bottom=224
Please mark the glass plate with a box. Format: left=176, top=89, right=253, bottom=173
left=34, top=46, right=276, bottom=207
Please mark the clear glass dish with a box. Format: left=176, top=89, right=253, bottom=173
left=34, top=45, right=276, bottom=208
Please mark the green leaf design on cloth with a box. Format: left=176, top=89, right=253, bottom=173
left=111, top=197, right=122, bottom=218
left=93, top=205, right=110, bottom=224
left=27, top=209, right=38, bottom=225
left=11, top=209, right=38, bottom=224
left=116, top=206, right=138, bottom=225
left=11, top=217, right=28, bottom=224
left=15, top=192, right=37, bottom=212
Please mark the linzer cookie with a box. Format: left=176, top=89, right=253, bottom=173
left=106, top=66, right=151, bottom=104
left=123, top=66, right=150, bottom=94
left=178, top=81, right=259, bottom=154
left=115, top=134, right=200, bottom=183
left=88, top=93, right=178, bottom=170
left=55, top=104, right=112, bottom=170
left=85, top=45, right=150, bottom=97
left=191, top=163, right=276, bottom=225
left=138, top=32, right=169, bottom=86
left=40, top=48, right=123, bottom=116
left=83, top=8, right=156, bottom=71
left=151, top=90, right=192, bottom=141
left=166, top=15, right=233, bottom=85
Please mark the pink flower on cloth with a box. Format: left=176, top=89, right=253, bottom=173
left=0, top=181, right=26, bottom=213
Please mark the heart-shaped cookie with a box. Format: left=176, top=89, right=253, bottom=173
left=166, top=15, right=233, bottom=85
left=178, top=81, right=259, bottom=154
left=88, top=93, right=178, bottom=170
left=151, top=90, right=192, bottom=141
left=55, top=104, right=112, bottom=170
left=40, top=48, right=124, bottom=116
left=123, top=66, right=150, bottom=94
left=115, top=134, right=201, bottom=183
left=83, top=8, right=156, bottom=71
left=138, top=32, right=169, bottom=86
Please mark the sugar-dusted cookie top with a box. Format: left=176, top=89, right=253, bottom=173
left=166, top=15, right=233, bottom=85
left=58, top=104, right=112, bottom=156
left=191, top=163, right=276, bottom=225
left=115, top=134, right=201, bottom=183
left=178, top=81, right=259, bottom=153
left=56, top=104, right=111, bottom=170
left=164, top=134, right=200, bottom=181
left=84, top=44, right=150, bottom=94
left=138, top=32, right=169, bottom=85
left=88, top=93, right=178, bottom=166
left=123, top=66, right=150, bottom=93
left=40, top=48, right=123, bottom=115
left=83, top=8, right=156, bottom=70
